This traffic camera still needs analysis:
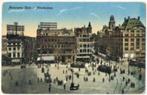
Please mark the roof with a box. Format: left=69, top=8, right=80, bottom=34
left=122, top=17, right=144, bottom=29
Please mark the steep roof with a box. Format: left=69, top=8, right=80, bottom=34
left=122, top=17, right=144, bottom=29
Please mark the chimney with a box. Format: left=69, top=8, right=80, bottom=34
left=124, top=17, right=127, bottom=21
left=138, top=16, right=140, bottom=20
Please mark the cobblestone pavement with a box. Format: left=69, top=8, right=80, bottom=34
left=2, top=59, right=145, bottom=94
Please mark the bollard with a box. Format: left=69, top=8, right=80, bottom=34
left=15, top=81, right=18, bottom=86
left=122, top=89, right=124, bottom=94
left=29, top=80, right=32, bottom=85
left=93, top=78, right=95, bottom=82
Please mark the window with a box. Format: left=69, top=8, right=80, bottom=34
left=83, top=49, right=86, bottom=52
left=17, top=47, right=20, bottom=50
left=131, top=43, right=134, bottom=46
left=13, top=47, right=16, bottom=50
left=142, top=42, right=145, bottom=46
left=125, top=38, right=128, bottom=41
left=17, top=53, right=20, bottom=58
left=136, top=38, right=140, bottom=42
left=13, top=53, right=16, bottom=58
left=131, top=38, right=134, bottom=42
left=125, top=43, right=128, bottom=46
left=8, top=53, right=11, bottom=57
left=9, top=47, right=11, bottom=51
left=125, top=47, right=128, bottom=50
left=131, top=30, right=134, bottom=32
left=130, top=47, right=134, bottom=50
left=136, top=38, right=140, bottom=49
left=136, top=34, right=140, bottom=36
left=142, top=38, right=145, bottom=41
left=83, top=44, right=86, bottom=48
left=131, top=34, right=134, bottom=36
left=125, top=34, right=128, bottom=36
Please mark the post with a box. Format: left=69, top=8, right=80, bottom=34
left=71, top=69, right=74, bottom=84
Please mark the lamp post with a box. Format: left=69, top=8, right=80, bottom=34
left=71, top=69, right=74, bottom=84
left=70, top=68, right=74, bottom=89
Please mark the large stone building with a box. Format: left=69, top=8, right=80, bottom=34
left=6, top=22, right=25, bottom=64
left=4, top=22, right=37, bottom=64
left=23, top=36, right=36, bottom=63
left=121, top=16, right=145, bottom=60
left=74, top=22, right=94, bottom=62
left=36, top=22, right=76, bottom=63
left=98, top=16, right=145, bottom=61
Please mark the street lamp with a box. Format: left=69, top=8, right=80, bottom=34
left=71, top=69, right=74, bottom=84
left=70, top=68, right=74, bottom=89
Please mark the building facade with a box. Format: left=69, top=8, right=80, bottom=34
left=24, top=36, right=36, bottom=63
left=99, top=16, right=145, bottom=61
left=121, top=16, right=145, bottom=60
left=74, top=22, right=94, bottom=62
left=36, top=22, right=76, bottom=63
left=6, top=22, right=24, bottom=64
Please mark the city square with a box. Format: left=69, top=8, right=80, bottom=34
left=2, top=57, right=145, bottom=94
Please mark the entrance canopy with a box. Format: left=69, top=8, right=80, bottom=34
left=37, top=56, right=55, bottom=61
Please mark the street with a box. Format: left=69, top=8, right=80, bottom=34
left=2, top=58, right=145, bottom=94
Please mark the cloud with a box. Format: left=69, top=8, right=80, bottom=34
left=90, top=12, right=99, bottom=18
left=116, top=6, right=126, bottom=10
left=57, top=9, right=68, bottom=16
left=57, top=7, right=81, bottom=16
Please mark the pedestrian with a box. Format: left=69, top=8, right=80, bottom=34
left=102, top=78, right=105, bottom=82
left=69, top=75, right=71, bottom=80
left=79, top=68, right=80, bottom=71
left=53, top=78, right=56, bottom=84
left=15, top=81, right=19, bottom=86
left=48, top=83, right=51, bottom=92
left=28, top=80, right=32, bottom=85
left=63, top=70, right=64, bottom=74
left=63, top=80, right=67, bottom=90
left=83, top=77, right=85, bottom=81
left=93, top=77, right=95, bottom=82
left=66, top=75, right=68, bottom=81
left=66, top=70, right=67, bottom=74
left=40, top=78, right=43, bottom=82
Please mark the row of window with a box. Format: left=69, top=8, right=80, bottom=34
left=79, top=34, right=90, bottom=37
left=8, top=43, right=21, bottom=46
left=40, top=39, right=75, bottom=43
left=41, top=44, right=75, bottom=49
left=79, top=39, right=90, bottom=42
left=8, top=47, right=20, bottom=51
left=124, top=38, right=145, bottom=42
left=8, top=53, right=21, bottom=58
left=79, top=44, right=92, bottom=48
left=79, top=49, right=91, bottom=53
left=124, top=42, right=144, bottom=46
left=124, top=34, right=144, bottom=36
left=124, top=45, right=145, bottom=50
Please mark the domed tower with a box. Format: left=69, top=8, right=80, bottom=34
left=87, top=22, right=92, bottom=33
left=109, top=15, right=115, bottom=30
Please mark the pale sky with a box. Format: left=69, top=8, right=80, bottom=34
left=2, top=2, right=146, bottom=37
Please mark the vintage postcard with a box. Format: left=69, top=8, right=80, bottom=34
left=1, top=2, right=146, bottom=94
